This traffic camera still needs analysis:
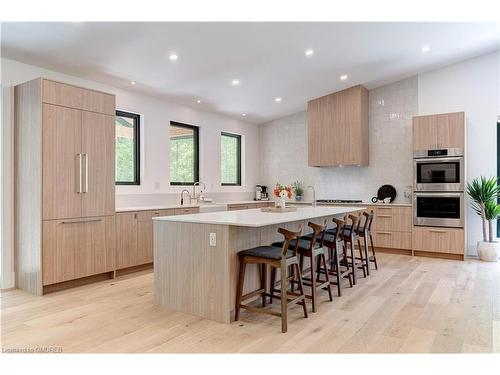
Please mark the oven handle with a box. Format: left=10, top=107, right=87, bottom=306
left=414, top=192, right=463, bottom=198
left=414, top=156, right=463, bottom=163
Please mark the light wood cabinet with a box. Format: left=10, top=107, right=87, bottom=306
left=42, top=216, right=115, bottom=285
left=15, top=78, right=116, bottom=295
left=413, top=112, right=465, bottom=151
left=42, top=104, right=115, bottom=220
left=42, top=104, right=82, bottom=220
left=307, top=85, right=369, bottom=166
left=115, top=207, right=197, bottom=270
left=371, top=206, right=412, bottom=250
left=413, top=226, right=464, bottom=255
left=81, top=111, right=115, bottom=217
left=43, top=79, right=115, bottom=115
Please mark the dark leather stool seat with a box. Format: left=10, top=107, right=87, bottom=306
left=239, top=246, right=294, bottom=260
left=271, top=238, right=322, bottom=251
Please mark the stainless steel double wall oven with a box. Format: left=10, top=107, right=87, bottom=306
left=413, top=148, right=465, bottom=228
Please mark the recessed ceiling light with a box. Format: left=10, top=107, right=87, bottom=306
left=421, top=45, right=431, bottom=53
left=231, top=79, right=240, bottom=86
left=130, top=81, right=136, bottom=85
left=274, top=97, right=282, bottom=103
left=305, top=49, right=314, bottom=57
left=340, top=74, right=348, bottom=81
left=196, top=99, right=201, bottom=104
left=242, top=113, right=246, bottom=117
left=169, top=53, right=178, bottom=61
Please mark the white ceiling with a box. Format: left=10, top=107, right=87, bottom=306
left=2, top=22, right=500, bottom=124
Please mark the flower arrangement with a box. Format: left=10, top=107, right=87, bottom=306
left=274, top=183, right=293, bottom=199
left=274, top=183, right=293, bottom=208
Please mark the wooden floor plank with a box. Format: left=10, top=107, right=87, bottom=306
left=1, top=253, right=499, bottom=353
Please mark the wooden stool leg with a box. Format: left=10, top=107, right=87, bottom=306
left=290, top=264, right=295, bottom=293
left=261, top=263, right=267, bottom=307
left=363, top=235, right=370, bottom=276
left=310, top=254, right=317, bottom=313
left=322, top=253, right=333, bottom=301
left=349, top=241, right=357, bottom=285
left=343, top=243, right=353, bottom=288
left=294, top=263, right=308, bottom=318
left=358, top=239, right=367, bottom=278
left=370, top=233, right=378, bottom=270
left=270, top=267, right=276, bottom=303
left=235, top=257, right=246, bottom=321
left=334, top=247, right=342, bottom=297
left=280, top=262, right=288, bottom=333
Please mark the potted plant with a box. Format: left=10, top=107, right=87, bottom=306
left=273, top=183, right=293, bottom=209
left=467, top=176, right=500, bottom=261
left=292, top=181, right=305, bottom=201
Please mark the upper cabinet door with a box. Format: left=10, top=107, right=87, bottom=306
left=413, top=115, right=438, bottom=150
left=42, top=104, right=82, bottom=220
left=81, top=112, right=115, bottom=217
left=307, top=99, right=321, bottom=166
left=437, top=112, right=465, bottom=149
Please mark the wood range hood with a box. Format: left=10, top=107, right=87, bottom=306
left=307, top=84, right=369, bottom=167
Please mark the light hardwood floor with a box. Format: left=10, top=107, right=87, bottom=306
left=1, top=253, right=499, bottom=353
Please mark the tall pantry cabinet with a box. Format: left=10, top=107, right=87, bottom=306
left=15, top=78, right=116, bottom=295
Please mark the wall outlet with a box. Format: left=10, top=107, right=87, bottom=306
left=209, top=233, right=217, bottom=247
left=154, top=182, right=161, bottom=190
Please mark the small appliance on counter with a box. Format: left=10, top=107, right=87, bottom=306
left=260, top=185, right=269, bottom=200
left=255, top=185, right=262, bottom=200
left=255, top=185, right=269, bottom=201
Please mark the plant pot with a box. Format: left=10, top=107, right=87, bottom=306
left=477, top=241, right=500, bottom=262
left=295, top=195, right=302, bottom=201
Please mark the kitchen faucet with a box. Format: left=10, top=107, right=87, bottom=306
left=180, top=189, right=191, bottom=206
left=193, top=181, right=206, bottom=203
left=307, top=185, right=316, bottom=207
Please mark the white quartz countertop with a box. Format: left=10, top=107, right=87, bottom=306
left=115, top=200, right=271, bottom=213
left=153, top=205, right=365, bottom=227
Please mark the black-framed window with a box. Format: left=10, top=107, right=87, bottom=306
left=221, top=132, right=241, bottom=186
left=170, top=121, right=199, bottom=185
left=115, top=110, right=140, bottom=185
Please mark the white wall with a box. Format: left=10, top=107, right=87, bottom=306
left=259, top=76, right=418, bottom=204
left=418, top=51, right=500, bottom=255
left=1, top=58, right=260, bottom=288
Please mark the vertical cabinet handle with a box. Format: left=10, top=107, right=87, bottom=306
left=83, top=153, right=89, bottom=193
left=77, top=153, right=83, bottom=194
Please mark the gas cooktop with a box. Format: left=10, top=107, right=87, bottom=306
left=316, top=199, right=363, bottom=204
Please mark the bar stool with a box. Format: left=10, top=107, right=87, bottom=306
left=272, top=220, right=333, bottom=313
left=235, top=226, right=308, bottom=333
left=322, top=217, right=353, bottom=296
left=359, top=210, right=378, bottom=270
left=342, top=214, right=365, bottom=285
left=356, top=211, right=375, bottom=275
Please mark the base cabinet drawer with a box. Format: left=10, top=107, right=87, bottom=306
left=42, top=216, right=115, bottom=285
left=174, top=207, right=200, bottom=215
left=228, top=204, right=249, bottom=211
left=372, top=231, right=412, bottom=250
left=373, top=207, right=412, bottom=232
left=413, top=226, right=464, bottom=254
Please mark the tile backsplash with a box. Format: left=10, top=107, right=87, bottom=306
left=259, top=76, right=418, bottom=203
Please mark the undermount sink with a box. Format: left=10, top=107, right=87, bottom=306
left=198, top=203, right=228, bottom=213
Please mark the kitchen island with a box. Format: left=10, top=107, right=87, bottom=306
left=153, top=206, right=363, bottom=323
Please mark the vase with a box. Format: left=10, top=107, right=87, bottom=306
left=278, top=196, right=286, bottom=209
left=295, top=195, right=302, bottom=201
left=477, top=241, right=500, bottom=262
